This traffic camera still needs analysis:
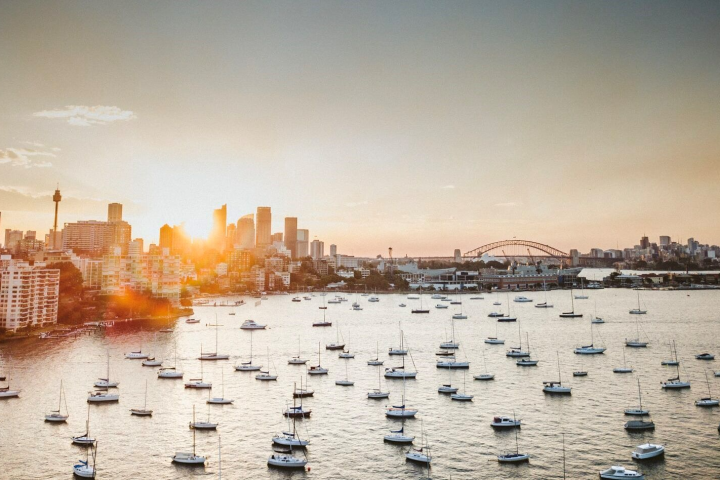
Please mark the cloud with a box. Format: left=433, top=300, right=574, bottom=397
left=441, top=185, right=456, bottom=189
left=0, top=147, right=56, bottom=168
left=495, top=202, right=522, bottom=207
left=345, top=200, right=369, bottom=207
left=33, top=105, right=136, bottom=126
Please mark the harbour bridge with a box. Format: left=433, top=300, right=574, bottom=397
left=407, top=239, right=617, bottom=266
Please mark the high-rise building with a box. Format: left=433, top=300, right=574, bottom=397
left=310, top=239, right=324, bottom=260
left=226, top=223, right=237, bottom=250
left=128, top=238, right=144, bottom=256
left=4, top=229, right=24, bottom=250
left=159, top=224, right=173, bottom=252
left=256, top=207, right=272, bottom=247
left=659, top=236, right=671, bottom=246
left=271, top=232, right=283, bottom=243
left=0, top=256, right=59, bottom=332
left=454, top=249, right=461, bottom=262
left=107, top=203, right=123, bottom=222
left=236, top=214, right=255, bottom=249
left=284, top=217, right=298, bottom=258
left=101, top=247, right=181, bottom=304
left=210, top=204, right=227, bottom=252
left=640, top=236, right=650, bottom=250
left=329, top=244, right=337, bottom=256
left=62, top=220, right=132, bottom=256
left=297, top=229, right=309, bottom=258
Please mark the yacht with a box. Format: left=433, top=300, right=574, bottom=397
left=450, top=372, right=473, bottom=401
left=631, top=444, right=665, bottom=460
left=198, top=321, right=230, bottom=360
left=389, top=324, right=408, bottom=355
left=45, top=380, right=69, bottom=422
left=491, top=416, right=521, bottom=428
left=625, top=315, right=648, bottom=347
left=385, top=350, right=418, bottom=378
left=661, top=346, right=691, bottom=389
left=661, top=341, right=680, bottom=366
left=325, top=321, right=346, bottom=350
left=474, top=351, right=495, bottom=380
left=185, top=359, right=212, bottom=388
left=405, top=422, right=431, bottom=464
left=185, top=318, right=200, bottom=324
left=87, top=391, right=119, bottom=403
left=574, top=321, right=606, bottom=354
left=124, top=350, right=149, bottom=360
left=275, top=400, right=310, bottom=446
left=386, top=377, right=417, bottom=417
left=73, top=445, right=97, bottom=478
left=436, top=356, right=470, bottom=369
left=307, top=343, right=329, bottom=375
left=543, top=352, right=571, bottom=394
left=599, top=466, right=645, bottom=479
left=367, top=342, right=384, bottom=365
left=497, top=414, right=529, bottom=463
left=513, top=296, right=532, bottom=303
left=368, top=365, right=390, bottom=398
left=206, top=371, right=233, bottom=405
left=158, top=343, right=184, bottom=378
left=696, top=353, right=715, bottom=360
left=130, top=380, right=154, bottom=415
left=173, top=409, right=206, bottom=465
left=624, top=418, right=655, bottom=431
left=268, top=452, right=307, bottom=469
left=574, top=280, right=589, bottom=299
left=338, top=349, right=355, bottom=359
left=255, top=348, right=278, bottom=381
left=506, top=324, right=530, bottom=357
left=629, top=291, right=647, bottom=314
left=439, top=319, right=460, bottom=349
left=535, top=282, right=553, bottom=308
left=613, top=349, right=634, bottom=373
left=384, top=426, right=414, bottom=443
left=335, top=361, right=354, bottom=386
left=235, top=330, right=262, bottom=371
left=94, top=350, right=119, bottom=388
left=240, top=320, right=266, bottom=330
left=189, top=405, right=218, bottom=430
left=559, top=289, right=582, bottom=318
left=438, top=384, right=458, bottom=393
left=288, top=340, right=308, bottom=365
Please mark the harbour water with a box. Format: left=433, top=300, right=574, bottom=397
left=1, top=288, right=719, bottom=479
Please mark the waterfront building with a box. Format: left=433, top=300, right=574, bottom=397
left=0, top=256, right=59, bottom=332
left=70, top=255, right=103, bottom=289
left=101, top=247, right=181, bottom=304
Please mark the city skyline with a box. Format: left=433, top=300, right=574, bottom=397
left=2, top=1, right=720, bottom=255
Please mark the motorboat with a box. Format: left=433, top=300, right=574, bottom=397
left=491, top=416, right=521, bottom=428
left=125, top=350, right=148, bottom=360
left=485, top=337, right=505, bottom=345
left=87, top=391, right=119, bottom=403
left=435, top=304, right=448, bottom=309
left=497, top=452, right=529, bottom=463
left=599, top=466, right=644, bottom=479
left=513, top=296, right=533, bottom=303
left=185, top=318, right=200, bottom=324
left=696, top=353, right=715, bottom=360
left=631, top=444, right=665, bottom=460
left=240, top=320, right=266, bottom=330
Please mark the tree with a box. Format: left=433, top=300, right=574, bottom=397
left=47, top=262, right=86, bottom=325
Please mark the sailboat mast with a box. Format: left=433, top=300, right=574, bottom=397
left=637, top=378, right=643, bottom=412
left=557, top=352, right=562, bottom=384
left=58, top=379, right=63, bottom=411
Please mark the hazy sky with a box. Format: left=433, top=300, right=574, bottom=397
left=1, top=0, right=719, bottom=256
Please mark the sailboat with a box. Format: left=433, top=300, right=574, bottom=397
left=624, top=378, right=649, bottom=416
left=124, top=347, right=149, bottom=359
left=386, top=376, right=417, bottom=417
left=293, top=374, right=314, bottom=398
left=389, top=324, right=408, bottom=355
left=267, top=445, right=308, bottom=469
left=591, top=299, right=604, bottom=323
left=94, top=350, right=119, bottom=388
left=574, top=279, right=589, bottom=299
left=385, top=349, right=418, bottom=378
left=559, top=289, right=583, bottom=318
left=207, top=370, right=233, bottom=404
left=335, top=361, right=354, bottom=386
left=130, top=380, right=153, bottom=415
left=307, top=342, right=328, bottom=375
left=625, top=315, right=648, bottom=347
left=661, top=341, right=679, bottom=366
left=235, top=330, right=262, bottom=371
left=452, top=301, right=467, bottom=320
left=492, top=293, right=517, bottom=321
left=368, top=364, right=390, bottom=398
left=497, top=411, right=529, bottom=463
left=174, top=406, right=207, bottom=465
left=535, top=280, right=553, bottom=308
left=485, top=321, right=505, bottom=344
left=73, top=441, right=97, bottom=478
left=87, top=357, right=119, bottom=402
left=45, top=379, right=69, bottom=422
left=72, top=407, right=96, bottom=445
left=288, top=339, right=308, bottom=365
left=325, top=320, right=346, bottom=350
left=198, top=318, right=229, bottom=360
left=574, top=321, right=606, bottom=354
left=158, top=342, right=184, bottom=378
left=142, top=335, right=163, bottom=366
left=613, top=349, right=634, bottom=373
left=189, top=404, right=218, bottom=430
left=312, top=307, right=331, bottom=327
left=0, top=380, right=19, bottom=398
left=661, top=344, right=691, bottom=389
left=185, top=356, right=212, bottom=389
left=516, top=334, right=539, bottom=366
left=367, top=342, right=384, bottom=365
left=506, top=322, right=530, bottom=357
left=284, top=382, right=312, bottom=418
left=405, top=420, right=431, bottom=464
left=474, top=350, right=495, bottom=380
left=573, top=354, right=588, bottom=377
left=440, top=318, right=460, bottom=349
left=451, top=371, right=473, bottom=401
left=275, top=390, right=311, bottom=446
left=629, top=290, right=647, bottom=314
left=438, top=365, right=458, bottom=393
left=695, top=371, right=719, bottom=407
left=256, top=348, right=278, bottom=380
left=543, top=352, right=571, bottom=393
left=411, top=289, right=430, bottom=314
left=436, top=347, right=470, bottom=369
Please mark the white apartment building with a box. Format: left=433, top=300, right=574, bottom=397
left=70, top=255, right=104, bottom=290
left=101, top=247, right=181, bottom=304
left=0, top=256, right=59, bottom=332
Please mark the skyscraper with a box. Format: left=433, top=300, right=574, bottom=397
left=159, top=224, right=173, bottom=252
left=211, top=204, right=227, bottom=252
left=107, top=203, right=123, bottom=222
left=329, top=244, right=337, bottom=256
left=284, top=217, right=298, bottom=258
left=297, top=229, right=309, bottom=258
left=256, top=207, right=272, bottom=247
left=310, top=239, right=324, bottom=259
left=236, top=214, right=255, bottom=249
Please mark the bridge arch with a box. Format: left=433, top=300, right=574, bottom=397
left=464, top=240, right=568, bottom=258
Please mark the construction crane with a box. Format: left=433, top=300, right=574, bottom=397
left=527, top=248, right=536, bottom=265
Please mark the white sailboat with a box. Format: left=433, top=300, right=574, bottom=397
left=386, top=376, right=417, bottom=417
left=130, top=380, right=153, bottom=416
left=207, top=370, right=234, bottom=404
left=158, top=342, right=184, bottom=378
left=288, top=339, right=308, bottom=365
left=613, top=349, right=634, bottom=373
left=72, top=406, right=96, bottom=445
left=629, top=290, right=647, bottom=314
left=574, top=279, right=589, bottom=299
left=256, top=348, right=278, bottom=380
left=625, top=314, right=648, bottom=347
left=185, top=356, right=212, bottom=389
left=307, top=342, right=328, bottom=375
left=368, top=365, right=389, bottom=398
left=661, top=345, right=691, bottom=389
left=267, top=447, right=308, bottom=469
left=325, top=320, right=346, bottom=350
left=274, top=391, right=311, bottom=446
left=439, top=318, right=460, bottom=349
left=506, top=322, right=530, bottom=357
left=385, top=349, right=418, bottom=378
left=405, top=420, right=431, bottom=464
left=94, top=350, right=119, bottom=388
left=695, top=371, right=719, bottom=407
left=45, top=379, right=69, bottom=422
left=474, top=350, right=495, bottom=381
left=452, top=301, right=467, bottom=320
left=367, top=341, right=384, bottom=366
left=234, top=330, right=262, bottom=371
left=335, top=361, right=354, bottom=386
left=485, top=321, right=505, bottom=345
left=388, top=323, right=408, bottom=355
left=574, top=320, right=606, bottom=354
left=661, top=341, right=680, bottom=366
left=543, top=352, right=571, bottom=393
left=497, top=411, right=529, bottom=463
left=189, top=404, right=217, bottom=430
left=624, top=378, right=650, bottom=416
left=174, top=406, right=207, bottom=465
left=451, top=371, right=473, bottom=401
left=535, top=280, right=553, bottom=308
left=73, top=442, right=97, bottom=478
left=559, top=289, right=583, bottom=318
left=516, top=333, right=539, bottom=366
left=198, top=319, right=230, bottom=360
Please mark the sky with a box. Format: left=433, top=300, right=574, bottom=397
left=1, top=0, right=719, bottom=257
